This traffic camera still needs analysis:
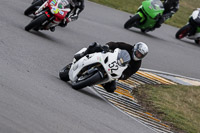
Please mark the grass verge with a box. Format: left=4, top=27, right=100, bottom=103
left=133, top=85, right=200, bottom=133
left=88, top=0, right=200, bottom=28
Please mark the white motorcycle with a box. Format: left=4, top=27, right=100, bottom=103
left=176, top=8, right=200, bottom=44
left=59, top=48, right=131, bottom=90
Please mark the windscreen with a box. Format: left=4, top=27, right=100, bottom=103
left=151, top=0, right=164, bottom=10
left=58, top=0, right=70, bottom=9
left=117, top=50, right=131, bottom=67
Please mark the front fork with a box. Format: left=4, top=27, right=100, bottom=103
left=137, top=11, right=145, bottom=23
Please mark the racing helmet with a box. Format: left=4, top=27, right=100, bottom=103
left=132, top=42, right=149, bottom=61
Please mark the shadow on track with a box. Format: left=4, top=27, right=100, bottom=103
left=54, top=76, right=104, bottom=101
left=125, top=28, right=166, bottom=42
left=67, top=82, right=104, bottom=101
left=79, top=89, right=105, bottom=101
left=27, top=31, right=67, bottom=46
left=177, top=39, right=200, bottom=47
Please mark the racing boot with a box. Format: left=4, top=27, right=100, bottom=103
left=59, top=18, right=68, bottom=27
left=74, top=42, right=100, bottom=61
left=101, top=80, right=116, bottom=93
left=50, top=27, right=55, bottom=32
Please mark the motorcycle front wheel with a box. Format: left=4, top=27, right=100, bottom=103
left=25, top=14, right=48, bottom=31
left=124, top=14, right=141, bottom=29
left=72, top=72, right=102, bottom=90
left=175, top=24, right=192, bottom=39
left=24, top=0, right=43, bottom=16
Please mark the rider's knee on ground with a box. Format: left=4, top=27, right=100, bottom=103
left=104, top=86, right=116, bottom=93
left=102, top=81, right=116, bottom=93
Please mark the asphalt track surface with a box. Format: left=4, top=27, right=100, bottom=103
left=0, top=0, right=200, bottom=133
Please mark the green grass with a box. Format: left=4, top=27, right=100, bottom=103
left=89, top=0, right=200, bottom=28
left=134, top=85, right=200, bottom=133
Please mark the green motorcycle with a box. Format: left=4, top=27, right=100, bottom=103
left=124, top=0, right=164, bottom=32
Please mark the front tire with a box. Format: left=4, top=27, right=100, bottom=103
left=72, top=72, right=102, bottom=90
left=175, top=24, right=192, bottom=39
left=24, top=0, right=43, bottom=16
left=25, top=14, right=48, bottom=31
left=124, top=14, right=141, bottom=29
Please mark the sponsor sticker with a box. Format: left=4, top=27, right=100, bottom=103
left=51, top=1, right=56, bottom=5
left=59, top=11, right=64, bottom=15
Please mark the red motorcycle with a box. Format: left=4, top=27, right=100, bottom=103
left=25, top=0, right=71, bottom=32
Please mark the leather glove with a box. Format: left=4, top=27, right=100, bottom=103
left=101, top=45, right=110, bottom=53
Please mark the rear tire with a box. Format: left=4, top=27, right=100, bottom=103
left=124, top=14, right=141, bottom=29
left=24, top=0, right=43, bottom=16
left=175, top=24, right=192, bottom=39
left=25, top=14, right=48, bottom=31
left=72, top=72, right=102, bottom=90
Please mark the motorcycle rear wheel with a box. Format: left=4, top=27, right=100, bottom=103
left=124, top=14, right=141, bottom=29
left=25, top=14, right=48, bottom=31
left=72, top=72, right=102, bottom=90
left=24, top=0, right=43, bottom=16
left=175, top=24, right=192, bottom=39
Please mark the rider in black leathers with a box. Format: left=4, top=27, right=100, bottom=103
left=154, top=0, right=179, bottom=29
left=55, top=0, right=85, bottom=30
left=74, top=42, right=149, bottom=93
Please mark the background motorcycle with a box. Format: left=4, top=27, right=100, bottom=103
left=24, top=0, right=46, bottom=16
left=59, top=48, right=130, bottom=90
left=25, top=0, right=71, bottom=31
left=124, top=0, right=164, bottom=33
left=175, top=9, right=200, bottom=44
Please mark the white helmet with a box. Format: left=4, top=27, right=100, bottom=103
left=132, top=42, right=149, bottom=61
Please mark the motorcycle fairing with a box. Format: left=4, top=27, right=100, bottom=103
left=136, top=0, right=164, bottom=29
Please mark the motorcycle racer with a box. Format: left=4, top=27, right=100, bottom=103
left=59, top=0, right=85, bottom=27
left=124, top=0, right=165, bottom=32
left=188, top=8, right=200, bottom=36
left=154, top=0, right=179, bottom=29
left=175, top=8, right=200, bottom=44
left=27, top=0, right=84, bottom=31
left=73, top=42, right=149, bottom=93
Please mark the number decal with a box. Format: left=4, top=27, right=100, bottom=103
left=108, top=61, right=119, bottom=73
